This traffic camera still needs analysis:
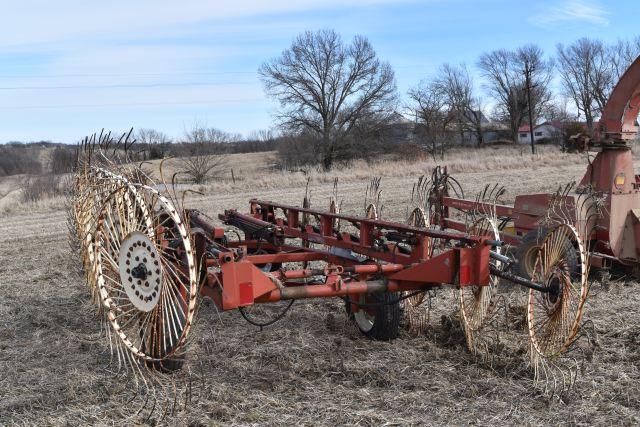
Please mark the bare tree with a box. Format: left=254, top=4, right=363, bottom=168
left=543, top=98, right=579, bottom=148
left=556, top=38, right=614, bottom=134
left=178, top=124, right=230, bottom=184
left=478, top=50, right=525, bottom=144
left=465, top=100, right=487, bottom=147
left=519, top=45, right=554, bottom=153
left=259, top=29, right=397, bottom=169
left=609, top=37, right=640, bottom=81
left=0, top=145, right=42, bottom=176
left=407, top=80, right=452, bottom=160
left=183, top=125, right=239, bottom=153
left=247, top=129, right=276, bottom=142
left=49, top=146, right=76, bottom=174
left=478, top=45, right=552, bottom=144
left=433, top=63, right=486, bottom=146
left=136, top=128, right=171, bottom=160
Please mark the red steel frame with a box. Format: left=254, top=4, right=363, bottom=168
left=433, top=194, right=521, bottom=245
left=187, top=200, right=493, bottom=312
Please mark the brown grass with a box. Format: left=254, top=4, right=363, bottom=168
left=1, top=145, right=640, bottom=424
left=144, top=145, right=640, bottom=199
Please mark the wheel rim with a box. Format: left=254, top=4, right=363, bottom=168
left=95, top=184, right=199, bottom=361
left=523, top=245, right=539, bottom=278
left=354, top=295, right=375, bottom=333
left=118, top=231, right=164, bottom=312
left=527, top=224, right=588, bottom=358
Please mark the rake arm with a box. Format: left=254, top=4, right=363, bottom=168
left=489, top=264, right=550, bottom=293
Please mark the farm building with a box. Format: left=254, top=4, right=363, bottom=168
left=517, top=122, right=564, bottom=144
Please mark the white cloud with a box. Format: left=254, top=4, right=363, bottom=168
left=530, top=1, right=610, bottom=27
left=0, top=0, right=410, bottom=47
left=0, top=0, right=419, bottom=141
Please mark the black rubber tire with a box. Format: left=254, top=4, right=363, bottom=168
left=515, top=227, right=578, bottom=281
left=146, top=358, right=184, bottom=373
left=140, top=309, right=186, bottom=373
left=515, top=228, right=548, bottom=281
left=346, top=292, right=401, bottom=341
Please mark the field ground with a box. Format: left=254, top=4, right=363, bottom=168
left=2, top=145, right=640, bottom=425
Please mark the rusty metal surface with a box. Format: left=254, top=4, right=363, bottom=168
left=193, top=197, right=502, bottom=311
left=600, top=55, right=640, bottom=141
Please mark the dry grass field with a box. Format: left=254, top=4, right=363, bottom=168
left=2, top=145, right=640, bottom=425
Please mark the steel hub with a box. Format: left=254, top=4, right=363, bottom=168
left=545, top=272, right=565, bottom=307
left=354, top=295, right=375, bottom=332
left=118, top=231, right=163, bottom=312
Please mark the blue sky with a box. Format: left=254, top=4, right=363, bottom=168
left=0, top=0, right=637, bottom=143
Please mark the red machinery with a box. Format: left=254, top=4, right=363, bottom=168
left=75, top=163, right=585, bottom=374
left=191, top=201, right=494, bottom=332
left=71, top=57, right=638, bottom=377
left=432, top=55, right=640, bottom=278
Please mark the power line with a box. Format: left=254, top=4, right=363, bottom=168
left=0, top=65, right=433, bottom=80
left=0, top=81, right=257, bottom=91
left=0, top=70, right=258, bottom=79
left=0, top=98, right=266, bottom=110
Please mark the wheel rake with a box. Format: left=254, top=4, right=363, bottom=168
left=364, top=176, right=383, bottom=220
left=402, top=206, right=431, bottom=333
left=70, top=132, right=200, bottom=420
left=412, top=54, right=640, bottom=392
left=459, top=215, right=501, bottom=354
left=94, top=184, right=199, bottom=366
left=69, top=137, right=599, bottom=416
left=456, top=184, right=509, bottom=359
left=527, top=224, right=589, bottom=379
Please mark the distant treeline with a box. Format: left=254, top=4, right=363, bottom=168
left=0, top=129, right=281, bottom=177
left=5, top=31, right=639, bottom=176
left=0, top=144, right=77, bottom=177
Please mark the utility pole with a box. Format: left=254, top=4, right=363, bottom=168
left=524, top=61, right=536, bottom=155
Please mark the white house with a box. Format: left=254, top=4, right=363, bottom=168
left=517, top=122, right=563, bottom=144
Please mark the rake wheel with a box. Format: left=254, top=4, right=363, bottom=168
left=74, top=170, right=128, bottom=305
left=329, top=199, right=340, bottom=231
left=365, top=203, right=378, bottom=220
left=94, top=184, right=199, bottom=366
left=408, top=206, right=428, bottom=228
left=402, top=207, right=431, bottom=331
left=527, top=224, right=587, bottom=359
left=459, top=216, right=500, bottom=350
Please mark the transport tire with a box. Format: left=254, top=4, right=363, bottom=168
left=515, top=228, right=549, bottom=280
left=516, top=227, right=578, bottom=281
left=347, top=292, right=401, bottom=341
left=146, top=358, right=184, bottom=373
